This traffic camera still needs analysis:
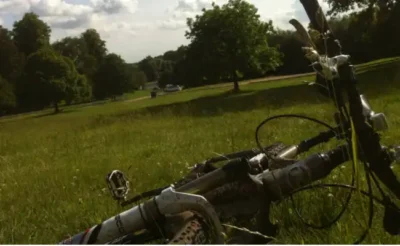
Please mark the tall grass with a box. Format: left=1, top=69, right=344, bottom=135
left=0, top=58, right=400, bottom=243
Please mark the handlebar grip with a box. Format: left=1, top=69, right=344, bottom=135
left=254, top=145, right=349, bottom=201
left=299, top=0, right=342, bottom=56
left=299, top=0, right=329, bottom=34
left=59, top=205, right=148, bottom=244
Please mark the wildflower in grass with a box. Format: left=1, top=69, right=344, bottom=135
left=341, top=165, right=346, bottom=169
left=73, top=176, right=77, bottom=180
left=328, top=193, right=334, bottom=198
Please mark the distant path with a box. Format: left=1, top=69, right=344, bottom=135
left=123, top=96, right=150, bottom=103
left=123, top=72, right=314, bottom=104
left=245, top=72, right=314, bottom=84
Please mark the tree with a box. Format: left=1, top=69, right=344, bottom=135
left=158, top=71, right=175, bottom=88
left=163, top=46, right=188, bottom=62
left=62, top=56, right=92, bottom=105
left=12, top=12, right=51, bottom=57
left=77, top=29, right=108, bottom=85
left=93, top=53, right=133, bottom=100
left=129, top=65, right=147, bottom=89
left=185, top=0, right=281, bottom=91
left=268, top=29, right=311, bottom=75
left=80, top=29, right=107, bottom=62
left=53, top=37, right=87, bottom=65
left=324, top=0, right=396, bottom=16
left=75, top=74, right=92, bottom=103
left=52, top=36, right=94, bottom=104
left=138, top=56, right=159, bottom=82
left=0, top=76, right=16, bottom=115
left=170, top=44, right=209, bottom=88
left=0, top=26, right=24, bottom=83
left=372, top=1, right=400, bottom=58
left=24, top=48, right=78, bottom=113
left=53, top=29, right=108, bottom=87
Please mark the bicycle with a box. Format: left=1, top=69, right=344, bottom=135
left=59, top=0, right=400, bottom=244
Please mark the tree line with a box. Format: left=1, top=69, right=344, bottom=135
left=0, top=13, right=146, bottom=115
left=1, top=0, right=399, bottom=116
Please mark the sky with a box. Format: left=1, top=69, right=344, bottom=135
left=0, top=0, right=329, bottom=63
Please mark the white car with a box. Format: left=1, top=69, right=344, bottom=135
left=164, top=84, right=182, bottom=92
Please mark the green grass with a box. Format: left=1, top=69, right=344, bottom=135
left=1, top=57, right=400, bottom=244
left=124, top=89, right=151, bottom=100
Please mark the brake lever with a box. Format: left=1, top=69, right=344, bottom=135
left=155, top=187, right=224, bottom=243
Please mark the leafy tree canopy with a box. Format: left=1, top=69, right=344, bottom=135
left=12, top=12, right=51, bottom=56
left=185, top=0, right=282, bottom=91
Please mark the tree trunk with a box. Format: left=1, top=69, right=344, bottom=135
left=232, top=69, right=240, bottom=92
left=233, top=80, right=239, bottom=92
left=231, top=55, right=240, bottom=92
left=54, top=102, right=60, bottom=114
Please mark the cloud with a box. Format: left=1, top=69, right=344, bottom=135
left=175, top=0, right=219, bottom=12
left=172, top=0, right=222, bottom=18
left=41, top=14, right=91, bottom=29
left=0, top=0, right=139, bottom=31
left=0, top=0, right=147, bottom=57
left=172, top=10, right=198, bottom=19
left=175, top=0, right=197, bottom=12
left=163, top=0, right=224, bottom=30
left=158, top=19, right=187, bottom=30
left=196, top=0, right=214, bottom=10
left=91, top=0, right=138, bottom=14
left=0, top=0, right=30, bottom=14
left=29, top=0, right=92, bottom=16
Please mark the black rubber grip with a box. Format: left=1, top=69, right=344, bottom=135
left=260, top=145, right=348, bottom=201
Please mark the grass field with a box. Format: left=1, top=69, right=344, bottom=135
left=1, top=57, right=400, bottom=244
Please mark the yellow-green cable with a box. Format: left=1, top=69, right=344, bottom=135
left=351, top=119, right=369, bottom=230
left=350, top=119, right=359, bottom=191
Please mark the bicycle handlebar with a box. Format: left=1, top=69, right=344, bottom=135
left=60, top=142, right=352, bottom=244
left=59, top=205, right=146, bottom=244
